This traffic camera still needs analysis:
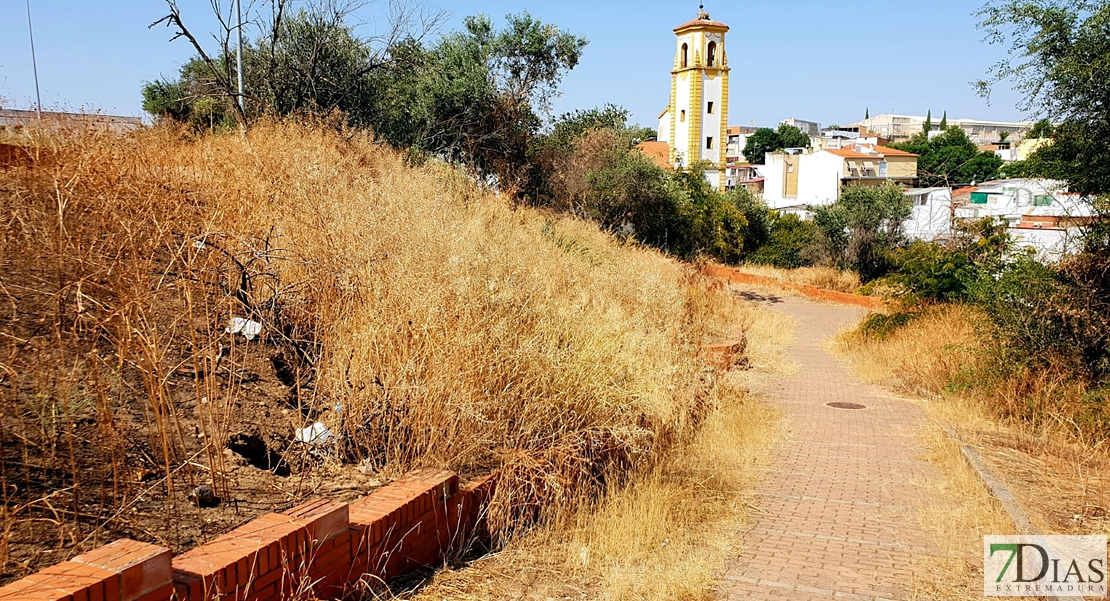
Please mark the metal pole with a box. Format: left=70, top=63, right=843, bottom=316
left=235, top=0, right=245, bottom=112
left=25, top=0, right=42, bottom=119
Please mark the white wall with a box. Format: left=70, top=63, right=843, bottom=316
left=658, top=110, right=671, bottom=144
left=758, top=158, right=787, bottom=208
left=905, top=190, right=952, bottom=241
left=699, top=71, right=724, bottom=163
left=795, top=151, right=843, bottom=207
left=673, top=72, right=691, bottom=167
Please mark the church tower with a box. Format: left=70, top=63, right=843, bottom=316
left=657, top=6, right=730, bottom=191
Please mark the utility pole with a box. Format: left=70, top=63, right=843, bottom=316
left=235, top=0, right=245, bottom=112
left=25, top=0, right=42, bottom=119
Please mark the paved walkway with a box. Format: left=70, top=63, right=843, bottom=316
left=722, top=290, right=943, bottom=601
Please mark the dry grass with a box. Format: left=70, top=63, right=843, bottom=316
left=831, top=304, right=984, bottom=398
left=733, top=264, right=861, bottom=293
left=406, top=299, right=791, bottom=601
left=410, top=374, right=780, bottom=601
left=832, top=303, right=1110, bottom=598
left=0, top=119, right=739, bottom=579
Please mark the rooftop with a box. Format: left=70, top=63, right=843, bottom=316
left=674, top=6, right=729, bottom=32
left=824, top=145, right=917, bottom=159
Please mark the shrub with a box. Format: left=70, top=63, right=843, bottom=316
left=747, top=212, right=819, bottom=269
left=810, top=182, right=912, bottom=281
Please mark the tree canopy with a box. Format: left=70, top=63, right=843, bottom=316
left=741, top=124, right=809, bottom=164
left=143, top=7, right=586, bottom=193
left=977, top=0, right=1110, bottom=194
left=891, top=127, right=1002, bottom=187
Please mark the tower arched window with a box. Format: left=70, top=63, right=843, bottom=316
left=681, top=43, right=688, bottom=68
left=707, top=41, right=717, bottom=67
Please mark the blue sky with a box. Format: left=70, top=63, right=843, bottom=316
left=0, top=1, right=1027, bottom=129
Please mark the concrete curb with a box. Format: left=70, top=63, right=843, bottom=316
left=943, top=428, right=1087, bottom=601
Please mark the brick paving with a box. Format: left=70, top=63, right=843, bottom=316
left=722, top=292, right=943, bottom=600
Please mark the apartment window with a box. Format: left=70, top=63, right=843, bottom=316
left=681, top=43, right=688, bottom=68
left=680, top=110, right=686, bottom=123
left=1034, top=195, right=1054, bottom=207
left=706, top=137, right=714, bottom=150
left=707, top=101, right=714, bottom=114
left=707, top=41, right=717, bottom=67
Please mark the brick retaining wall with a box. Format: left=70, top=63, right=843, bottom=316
left=0, top=468, right=496, bottom=601
left=703, top=265, right=886, bottom=310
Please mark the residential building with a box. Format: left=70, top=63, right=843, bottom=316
left=847, top=113, right=1034, bottom=145
left=904, top=187, right=953, bottom=241
left=760, top=143, right=918, bottom=210
left=656, top=7, right=730, bottom=190
left=725, top=125, right=757, bottom=163
left=725, top=162, right=764, bottom=194
left=780, top=117, right=820, bottom=137
left=951, top=179, right=1097, bottom=259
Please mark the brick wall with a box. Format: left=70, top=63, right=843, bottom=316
left=0, top=469, right=496, bottom=601
left=703, top=265, right=887, bottom=310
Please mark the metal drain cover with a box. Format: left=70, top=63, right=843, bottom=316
left=826, top=402, right=866, bottom=410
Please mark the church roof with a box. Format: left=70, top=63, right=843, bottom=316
left=674, top=6, right=728, bottom=32
left=673, top=18, right=729, bottom=32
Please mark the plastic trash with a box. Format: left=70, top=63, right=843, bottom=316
left=226, top=317, right=262, bottom=341
left=294, top=422, right=333, bottom=445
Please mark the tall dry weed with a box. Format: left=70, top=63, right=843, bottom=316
left=0, top=119, right=738, bottom=577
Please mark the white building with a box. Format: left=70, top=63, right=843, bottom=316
left=948, top=179, right=1096, bottom=260
left=847, top=114, right=1035, bottom=145
left=780, top=117, right=821, bottom=137
left=760, top=144, right=919, bottom=211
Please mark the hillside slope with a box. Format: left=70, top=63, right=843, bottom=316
left=0, top=120, right=738, bottom=580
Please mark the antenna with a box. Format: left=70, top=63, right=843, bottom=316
left=25, top=0, right=42, bottom=119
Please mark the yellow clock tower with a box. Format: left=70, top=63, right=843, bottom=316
left=657, top=6, right=730, bottom=191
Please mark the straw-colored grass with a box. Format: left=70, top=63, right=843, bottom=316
left=734, top=264, right=861, bottom=293
left=407, top=299, right=792, bottom=600
left=411, top=372, right=781, bottom=601
left=832, top=303, right=1110, bottom=596
left=0, top=119, right=740, bottom=578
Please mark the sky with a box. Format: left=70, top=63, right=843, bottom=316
left=0, top=1, right=1029, bottom=129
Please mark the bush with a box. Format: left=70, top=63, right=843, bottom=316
left=747, top=212, right=819, bottom=269
left=884, top=218, right=1012, bottom=306
left=810, top=182, right=912, bottom=281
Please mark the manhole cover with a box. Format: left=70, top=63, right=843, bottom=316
left=826, top=402, right=866, bottom=410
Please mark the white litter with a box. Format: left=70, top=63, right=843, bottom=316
left=294, top=422, right=333, bottom=445
left=225, top=317, right=262, bottom=341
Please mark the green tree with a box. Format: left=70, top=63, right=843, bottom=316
left=923, top=110, right=932, bottom=134
left=742, top=128, right=781, bottom=164
left=776, top=124, right=810, bottom=148
left=939, top=111, right=947, bottom=130
left=747, top=213, right=819, bottom=269
left=743, top=125, right=809, bottom=165
left=977, top=0, right=1110, bottom=194
left=1028, top=118, right=1054, bottom=139
left=892, top=127, right=1002, bottom=187
left=865, top=107, right=869, bottom=120
left=811, top=182, right=913, bottom=281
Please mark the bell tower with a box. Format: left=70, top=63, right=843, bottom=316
left=657, top=5, right=730, bottom=191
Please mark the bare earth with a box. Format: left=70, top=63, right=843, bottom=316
left=722, top=289, right=944, bottom=600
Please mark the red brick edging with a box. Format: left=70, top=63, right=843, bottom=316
left=703, top=265, right=886, bottom=310
left=0, top=469, right=496, bottom=601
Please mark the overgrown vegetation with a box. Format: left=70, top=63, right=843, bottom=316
left=0, top=121, right=742, bottom=581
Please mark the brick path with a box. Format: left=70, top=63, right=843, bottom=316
left=722, top=291, right=943, bottom=601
